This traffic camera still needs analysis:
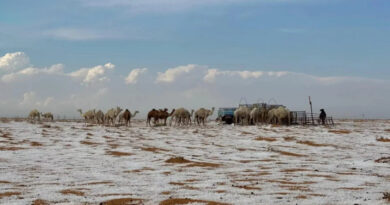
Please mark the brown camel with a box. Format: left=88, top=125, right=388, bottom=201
left=146, top=108, right=175, bottom=126
left=158, top=108, right=175, bottom=126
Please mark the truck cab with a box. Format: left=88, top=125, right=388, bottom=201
left=217, top=107, right=236, bottom=124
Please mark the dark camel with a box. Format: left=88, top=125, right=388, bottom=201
left=146, top=108, right=175, bottom=126
left=122, top=109, right=139, bottom=126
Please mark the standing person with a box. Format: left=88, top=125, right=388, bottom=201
left=319, top=109, right=327, bottom=125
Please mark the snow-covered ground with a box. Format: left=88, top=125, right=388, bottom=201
left=0, top=119, right=389, bottom=205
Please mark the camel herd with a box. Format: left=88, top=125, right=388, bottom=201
left=76, top=107, right=139, bottom=126
left=27, top=105, right=291, bottom=126
left=28, top=109, right=54, bottom=122
left=240, top=106, right=291, bottom=125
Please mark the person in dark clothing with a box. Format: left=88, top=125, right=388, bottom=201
left=319, top=109, right=327, bottom=125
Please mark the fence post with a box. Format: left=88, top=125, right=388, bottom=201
left=309, top=96, right=314, bottom=125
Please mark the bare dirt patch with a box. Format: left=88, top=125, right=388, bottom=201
left=281, top=168, right=311, bottom=173
left=232, top=184, right=261, bottom=190
left=81, top=181, right=113, bottom=185
left=376, top=137, right=390, bottom=142
left=297, top=140, right=336, bottom=148
left=283, top=136, right=295, bottom=141
left=186, top=162, right=221, bottom=168
left=279, top=185, right=311, bottom=192
left=106, top=151, right=133, bottom=157
left=32, top=199, right=50, bottom=205
left=0, top=181, right=11, bottom=184
left=0, top=192, right=21, bottom=199
left=384, top=129, right=390, bottom=133
left=0, top=146, right=25, bottom=151
left=0, top=133, right=12, bottom=140
left=295, top=195, right=308, bottom=199
left=267, top=180, right=315, bottom=185
left=255, top=136, right=277, bottom=142
left=101, top=198, right=144, bottom=205
left=141, top=147, right=169, bottom=153
left=159, top=198, right=230, bottom=205
left=328, top=129, right=351, bottom=134
left=161, top=191, right=171, bottom=195
left=271, top=192, right=289, bottom=195
left=80, top=140, right=101, bottom=146
left=308, top=193, right=326, bottom=197
left=60, top=189, right=85, bottom=196
left=125, top=167, right=155, bottom=173
left=274, top=150, right=307, bottom=157
left=337, top=187, right=364, bottom=191
left=165, top=157, right=192, bottom=164
left=375, top=157, right=390, bottom=163
left=30, top=141, right=43, bottom=146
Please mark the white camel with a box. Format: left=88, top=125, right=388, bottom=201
left=41, top=112, right=54, bottom=121
left=28, top=109, right=40, bottom=122
left=250, top=107, right=261, bottom=125
left=268, top=107, right=291, bottom=125
left=170, top=108, right=194, bottom=126
left=234, top=106, right=250, bottom=125
left=77, top=109, right=95, bottom=123
left=259, top=107, right=268, bottom=124
left=194, top=107, right=215, bottom=126
left=105, top=106, right=122, bottom=126
left=94, top=110, right=105, bottom=125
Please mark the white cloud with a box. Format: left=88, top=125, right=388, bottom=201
left=0, top=52, right=30, bottom=71
left=267, top=71, right=288, bottom=77
left=19, top=92, right=55, bottom=108
left=19, top=91, right=37, bottom=106
left=156, top=64, right=196, bottom=83
left=1, top=64, right=64, bottom=83
left=69, top=63, right=115, bottom=84
left=203, top=68, right=219, bottom=83
left=204, top=69, right=269, bottom=82
left=125, top=68, right=147, bottom=84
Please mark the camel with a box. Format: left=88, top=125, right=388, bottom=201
left=146, top=109, right=159, bottom=126
left=120, top=109, right=139, bottom=126
left=146, top=108, right=175, bottom=126
left=77, top=109, right=95, bottom=123
left=105, top=107, right=122, bottom=126
left=28, top=109, right=40, bottom=122
left=268, top=107, right=291, bottom=125
left=234, top=106, right=250, bottom=125
left=183, top=109, right=194, bottom=125
left=94, top=110, right=105, bottom=125
left=259, top=107, right=268, bottom=123
left=249, top=107, right=260, bottom=125
left=158, top=109, right=175, bottom=126
left=170, top=108, right=194, bottom=126
left=194, top=107, right=215, bottom=126
left=41, top=112, right=54, bottom=121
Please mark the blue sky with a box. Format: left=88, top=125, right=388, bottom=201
left=1, top=0, right=390, bottom=118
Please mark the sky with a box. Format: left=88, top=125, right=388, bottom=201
left=0, top=0, right=390, bottom=119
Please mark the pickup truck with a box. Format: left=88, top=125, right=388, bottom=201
left=217, top=107, right=237, bottom=124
